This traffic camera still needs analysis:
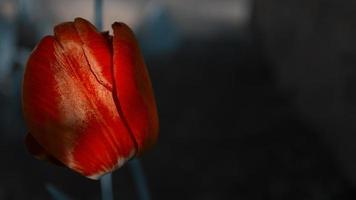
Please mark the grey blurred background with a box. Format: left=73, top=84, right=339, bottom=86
left=1, top=0, right=356, bottom=199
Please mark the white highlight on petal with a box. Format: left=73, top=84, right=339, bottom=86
left=53, top=44, right=91, bottom=128
left=87, top=172, right=103, bottom=180
left=51, top=39, right=136, bottom=180
left=116, top=148, right=136, bottom=169
left=86, top=148, right=136, bottom=180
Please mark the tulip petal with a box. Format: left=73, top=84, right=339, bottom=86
left=23, top=35, right=72, bottom=163
left=73, top=18, right=113, bottom=90
left=23, top=22, right=136, bottom=179
left=112, top=22, right=159, bottom=155
left=25, top=133, right=50, bottom=160
left=25, top=133, right=64, bottom=166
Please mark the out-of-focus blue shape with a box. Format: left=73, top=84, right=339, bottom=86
left=18, top=0, right=33, bottom=17
left=18, top=0, right=41, bottom=47
left=0, top=0, right=33, bottom=96
left=100, top=173, right=114, bottom=200
left=45, top=183, right=73, bottom=200
left=137, top=2, right=181, bottom=57
left=129, top=159, right=150, bottom=200
left=0, top=16, right=16, bottom=87
left=13, top=47, right=30, bottom=97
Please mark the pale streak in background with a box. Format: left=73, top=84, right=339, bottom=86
left=35, top=0, right=251, bottom=37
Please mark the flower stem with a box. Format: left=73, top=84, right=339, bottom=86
left=129, top=159, right=151, bottom=200
left=94, top=2, right=111, bottom=200
left=100, top=173, right=114, bottom=200
left=94, top=1, right=150, bottom=200
left=94, top=0, right=103, bottom=30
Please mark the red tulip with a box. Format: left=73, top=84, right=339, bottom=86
left=22, top=18, right=159, bottom=179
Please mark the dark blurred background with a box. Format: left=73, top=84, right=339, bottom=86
left=2, top=0, right=356, bottom=199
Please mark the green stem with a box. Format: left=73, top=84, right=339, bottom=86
left=129, top=159, right=151, bottom=200
left=100, top=173, right=114, bottom=200
left=94, top=1, right=111, bottom=200
left=94, top=0, right=103, bottom=30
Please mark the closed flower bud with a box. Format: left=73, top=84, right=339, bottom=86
left=22, top=18, right=159, bottom=179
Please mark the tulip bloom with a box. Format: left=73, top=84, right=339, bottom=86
left=22, top=18, right=159, bottom=179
